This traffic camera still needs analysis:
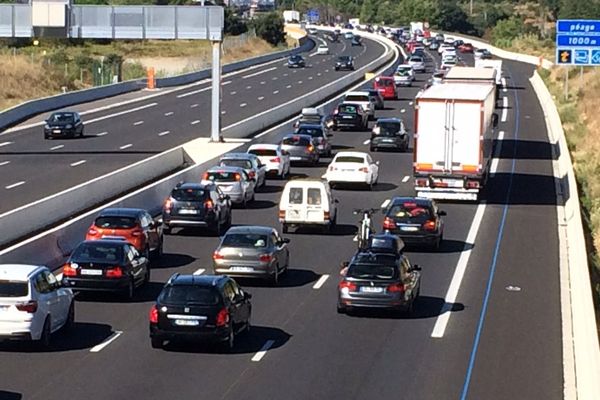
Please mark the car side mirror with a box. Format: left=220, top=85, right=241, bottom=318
left=438, top=210, right=447, bottom=216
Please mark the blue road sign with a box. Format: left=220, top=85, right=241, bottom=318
left=307, top=8, right=319, bottom=23
left=556, top=19, right=600, bottom=66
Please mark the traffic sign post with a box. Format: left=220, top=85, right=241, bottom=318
left=307, top=9, right=319, bottom=23
left=556, top=19, right=600, bottom=66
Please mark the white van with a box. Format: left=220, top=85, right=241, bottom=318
left=279, top=179, right=338, bottom=233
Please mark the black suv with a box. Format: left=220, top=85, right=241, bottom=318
left=370, top=117, right=409, bottom=152
left=335, top=56, right=355, bottom=71
left=162, top=182, right=232, bottom=235
left=149, top=274, right=252, bottom=351
left=287, top=54, right=306, bottom=68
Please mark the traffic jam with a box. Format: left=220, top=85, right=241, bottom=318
left=0, top=24, right=501, bottom=353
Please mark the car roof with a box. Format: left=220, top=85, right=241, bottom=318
left=389, top=196, right=433, bottom=207
left=168, top=273, right=227, bottom=288
left=397, top=64, right=412, bottom=68
left=173, top=182, right=213, bottom=190
left=79, top=239, right=129, bottom=247
left=346, top=91, right=370, bottom=96
left=334, top=151, right=368, bottom=158
left=98, top=208, right=144, bottom=217
left=375, top=76, right=394, bottom=81
left=206, top=165, right=246, bottom=173
left=283, top=133, right=313, bottom=141
left=376, top=117, right=402, bottom=123
left=224, top=225, right=274, bottom=235
left=248, top=143, right=280, bottom=150
left=0, top=264, right=46, bottom=281
left=297, top=123, right=323, bottom=130
left=221, top=152, right=256, bottom=160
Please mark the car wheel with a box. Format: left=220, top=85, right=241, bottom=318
left=144, top=266, right=151, bottom=284
left=272, top=265, right=279, bottom=285
left=151, top=337, right=163, bottom=349
left=37, top=317, right=51, bottom=349
left=221, top=325, right=235, bottom=353
left=245, top=318, right=251, bottom=334
left=79, top=128, right=84, bottom=138
left=125, top=278, right=135, bottom=300
left=214, top=219, right=221, bottom=237
left=152, top=239, right=163, bottom=260
left=370, top=146, right=376, bottom=152
left=63, top=302, right=75, bottom=331
left=337, top=304, right=346, bottom=314
left=282, top=223, right=288, bottom=234
left=44, top=134, right=49, bottom=140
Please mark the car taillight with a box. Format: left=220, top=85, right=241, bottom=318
left=87, top=227, right=98, bottom=236
left=278, top=210, right=285, bottom=219
left=248, top=171, right=256, bottom=179
left=338, top=281, right=357, bottom=293
left=358, top=167, right=368, bottom=173
left=383, top=217, right=395, bottom=230
left=205, top=200, right=214, bottom=209
left=149, top=305, right=159, bottom=324
left=16, top=300, right=38, bottom=313
left=415, top=178, right=428, bottom=187
left=270, top=157, right=281, bottom=163
left=388, top=283, right=405, bottom=293
left=307, top=145, right=315, bottom=153
left=466, top=180, right=480, bottom=189
left=164, top=198, right=173, bottom=212
left=234, top=173, right=241, bottom=181
left=334, top=109, right=339, bottom=114
left=213, top=250, right=224, bottom=260
left=216, top=307, right=229, bottom=327
left=423, top=220, right=437, bottom=231
left=202, top=172, right=209, bottom=180
left=259, top=254, right=272, bottom=262
left=106, top=266, right=123, bottom=278
left=324, top=211, right=330, bottom=221
left=131, top=228, right=143, bottom=237
left=62, top=263, right=78, bottom=277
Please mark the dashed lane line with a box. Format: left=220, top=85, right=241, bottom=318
left=70, top=160, right=87, bottom=167
left=312, top=274, right=330, bottom=289
left=133, top=120, right=144, bottom=126
left=50, top=145, right=64, bottom=151
left=90, top=331, right=123, bottom=353
left=158, top=131, right=170, bottom=136
left=402, top=175, right=410, bottom=183
left=242, top=67, right=277, bottom=79
left=251, top=340, right=275, bottom=362
left=5, top=181, right=25, bottom=189
left=193, top=268, right=205, bottom=275
left=119, top=144, right=132, bottom=150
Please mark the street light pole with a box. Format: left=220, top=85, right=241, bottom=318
left=210, top=40, right=223, bottom=142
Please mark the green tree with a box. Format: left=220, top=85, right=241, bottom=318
left=558, top=0, right=600, bottom=19
left=432, top=1, right=476, bottom=35
left=491, top=15, right=524, bottom=46
left=224, top=8, right=248, bottom=36
left=360, top=0, right=379, bottom=23
left=253, top=12, right=286, bottom=46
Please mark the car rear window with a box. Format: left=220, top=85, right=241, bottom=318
left=335, top=156, right=365, bottom=163
left=71, top=243, right=124, bottom=264
left=338, top=105, right=358, bottom=114
left=249, top=148, right=277, bottom=157
left=345, top=95, right=369, bottom=102
left=282, top=136, right=310, bottom=146
left=410, top=56, right=423, bottom=62
left=49, top=113, right=74, bottom=123
left=375, top=79, right=393, bottom=87
left=205, top=171, right=240, bottom=182
left=171, top=188, right=208, bottom=202
left=159, top=286, right=220, bottom=305
left=95, top=216, right=137, bottom=229
left=307, top=188, right=321, bottom=205
left=346, top=264, right=398, bottom=280
left=0, top=281, right=28, bottom=297
left=374, top=121, right=401, bottom=136
left=222, top=233, right=269, bottom=248
left=338, top=57, right=350, bottom=62
left=220, top=159, right=253, bottom=169
left=288, top=187, right=303, bottom=204
left=296, top=127, right=323, bottom=138
left=387, top=202, right=433, bottom=223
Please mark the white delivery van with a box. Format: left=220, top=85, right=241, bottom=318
left=278, top=179, right=338, bottom=233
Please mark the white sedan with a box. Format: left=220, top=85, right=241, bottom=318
left=316, top=45, right=329, bottom=55
left=247, top=144, right=291, bottom=179
left=323, top=151, right=379, bottom=190
left=0, top=264, right=74, bottom=347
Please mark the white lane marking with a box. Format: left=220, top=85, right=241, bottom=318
left=283, top=73, right=288, bottom=77
left=325, top=69, right=329, bottom=72
left=70, top=160, right=87, bottom=167
left=380, top=199, right=390, bottom=208
left=221, top=111, right=227, bottom=114
left=286, top=85, right=292, bottom=89
left=133, top=120, right=144, bottom=126
left=501, top=97, right=508, bottom=122
left=230, top=91, right=237, bottom=95
left=5, top=181, right=25, bottom=189
left=273, top=90, right=279, bottom=95
left=401, top=109, right=406, bottom=113
left=431, top=204, right=486, bottom=338
left=242, top=66, right=277, bottom=79
left=246, top=86, right=252, bottom=90
left=0, top=142, right=13, bottom=147
left=50, top=145, right=64, bottom=151
left=251, top=340, right=275, bottom=362
left=224, top=138, right=252, bottom=143
left=272, top=77, right=278, bottom=80
left=317, top=73, right=322, bottom=76
left=408, top=101, right=413, bottom=106
left=363, top=139, right=370, bottom=145
left=0, top=161, right=10, bottom=166
left=119, top=144, right=132, bottom=150
left=164, top=112, right=173, bottom=116
left=258, top=96, right=265, bottom=101
left=490, top=130, right=505, bottom=175
left=177, top=86, right=211, bottom=98
left=298, top=80, right=303, bottom=84
left=190, top=103, right=199, bottom=108
left=240, top=103, right=247, bottom=108
left=191, top=120, right=200, bottom=125
left=261, top=81, right=266, bottom=85
left=158, top=131, right=170, bottom=136
left=222, top=80, right=232, bottom=86
left=308, top=76, right=313, bottom=80
left=90, top=330, right=123, bottom=353
left=86, top=103, right=157, bottom=125
left=402, top=175, right=410, bottom=183
left=502, top=77, right=507, bottom=92
left=312, top=274, right=330, bottom=289
left=193, top=268, right=205, bottom=275
left=95, top=132, right=108, bottom=137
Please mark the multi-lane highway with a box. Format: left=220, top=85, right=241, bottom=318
left=0, top=35, right=384, bottom=213
left=0, top=32, right=563, bottom=400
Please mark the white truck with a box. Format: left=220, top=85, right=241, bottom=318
left=410, top=22, right=424, bottom=35
left=475, top=59, right=503, bottom=86
left=413, top=83, right=498, bottom=201
left=283, top=10, right=300, bottom=23
left=443, top=66, right=499, bottom=105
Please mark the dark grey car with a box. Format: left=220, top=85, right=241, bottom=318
left=280, top=134, right=320, bottom=165
left=295, top=124, right=332, bottom=157
left=212, top=226, right=290, bottom=284
left=370, top=117, right=409, bottom=152
left=44, top=111, right=84, bottom=139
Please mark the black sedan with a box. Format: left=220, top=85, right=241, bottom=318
left=162, top=182, right=232, bottom=235
left=370, top=117, right=409, bottom=152
left=335, top=55, right=355, bottom=71
left=287, top=55, right=306, bottom=68
left=61, top=239, right=150, bottom=299
left=382, top=197, right=446, bottom=249
left=44, top=111, right=84, bottom=139
left=149, top=274, right=251, bottom=351
left=337, top=252, right=421, bottom=315
left=332, top=103, right=368, bottom=131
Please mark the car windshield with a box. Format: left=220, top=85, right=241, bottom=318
left=375, top=79, right=393, bottom=87
left=205, top=171, right=241, bottom=182
left=297, top=127, right=323, bottom=138
left=338, top=104, right=358, bottom=114
left=388, top=201, right=433, bottom=223
left=282, top=136, right=310, bottom=146
left=396, top=68, right=411, bottom=76
left=171, top=188, right=207, bottom=202
left=71, top=242, right=124, bottom=264
left=222, top=233, right=269, bottom=248
left=346, top=263, right=398, bottom=280
left=335, top=156, right=365, bottom=163
left=220, top=159, right=253, bottom=169
left=369, top=237, right=396, bottom=252
left=159, top=285, right=220, bottom=306
left=95, top=216, right=137, bottom=229
left=345, top=95, right=369, bottom=102
left=290, top=56, right=302, bottom=61
left=410, top=57, right=423, bottom=62
left=249, top=148, right=277, bottom=157
left=338, top=56, right=351, bottom=62
left=0, top=281, right=28, bottom=297
left=375, top=121, right=401, bottom=136
left=49, top=113, right=74, bottom=123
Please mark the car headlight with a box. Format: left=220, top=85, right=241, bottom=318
left=66, top=124, right=73, bottom=129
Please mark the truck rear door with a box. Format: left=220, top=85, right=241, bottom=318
left=450, top=101, right=482, bottom=174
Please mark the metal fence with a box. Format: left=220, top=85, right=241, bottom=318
left=0, top=4, right=33, bottom=37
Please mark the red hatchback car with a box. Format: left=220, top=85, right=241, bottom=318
left=373, top=76, right=398, bottom=100
left=458, top=43, right=474, bottom=53
left=86, top=208, right=163, bottom=260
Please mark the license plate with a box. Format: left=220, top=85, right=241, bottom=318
left=80, top=269, right=103, bottom=276
left=221, top=186, right=232, bottom=191
left=175, top=319, right=199, bottom=326
left=0, top=305, right=9, bottom=311
left=342, top=115, right=353, bottom=119
left=400, top=226, right=419, bottom=232
left=178, top=209, right=199, bottom=215
left=360, top=286, right=384, bottom=293
left=53, top=129, right=62, bottom=133
left=230, top=266, right=254, bottom=272
left=290, top=156, right=302, bottom=161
